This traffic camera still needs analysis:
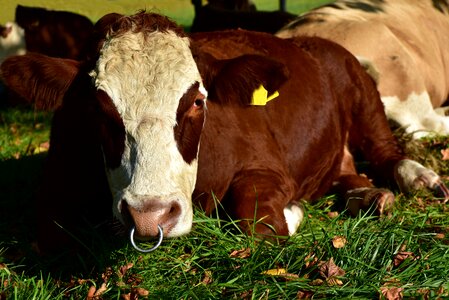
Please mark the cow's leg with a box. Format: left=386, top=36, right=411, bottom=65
left=224, top=169, right=301, bottom=236
left=349, top=64, right=449, bottom=200
left=333, top=145, right=395, bottom=215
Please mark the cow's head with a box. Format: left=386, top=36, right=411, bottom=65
left=0, top=12, right=289, bottom=244
left=87, top=12, right=209, bottom=239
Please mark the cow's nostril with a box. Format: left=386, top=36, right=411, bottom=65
left=125, top=199, right=181, bottom=238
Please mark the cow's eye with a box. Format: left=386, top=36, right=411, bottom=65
left=194, top=99, right=204, bottom=108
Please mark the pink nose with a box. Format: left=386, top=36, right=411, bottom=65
left=124, top=199, right=181, bottom=238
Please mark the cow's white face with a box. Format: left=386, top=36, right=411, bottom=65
left=90, top=29, right=207, bottom=238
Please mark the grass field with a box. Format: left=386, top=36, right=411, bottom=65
left=1, top=1, right=449, bottom=299
left=1, top=0, right=332, bottom=29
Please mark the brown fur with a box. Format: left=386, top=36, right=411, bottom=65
left=15, top=5, right=94, bottom=60
left=191, top=30, right=406, bottom=235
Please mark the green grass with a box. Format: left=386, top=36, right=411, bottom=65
left=1, top=0, right=333, bottom=28
left=1, top=0, right=449, bottom=299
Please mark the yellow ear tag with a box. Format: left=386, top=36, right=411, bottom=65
left=251, top=85, right=279, bottom=106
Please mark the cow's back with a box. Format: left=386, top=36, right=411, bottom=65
left=277, top=0, right=449, bottom=107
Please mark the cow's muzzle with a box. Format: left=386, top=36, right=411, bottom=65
left=129, top=224, right=163, bottom=253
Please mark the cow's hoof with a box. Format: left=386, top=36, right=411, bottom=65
left=394, top=159, right=449, bottom=201
left=345, top=187, right=395, bottom=216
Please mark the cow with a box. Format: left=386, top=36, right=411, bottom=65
left=0, top=22, right=25, bottom=102
left=190, top=0, right=296, bottom=33
left=276, top=0, right=449, bottom=139
left=0, top=22, right=25, bottom=64
left=14, top=4, right=94, bottom=60
left=1, top=11, right=447, bottom=253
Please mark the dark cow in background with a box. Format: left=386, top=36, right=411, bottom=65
left=0, top=5, right=94, bottom=107
left=277, top=0, right=449, bottom=139
left=190, top=0, right=295, bottom=33
left=15, top=4, right=94, bottom=60
left=1, top=11, right=447, bottom=253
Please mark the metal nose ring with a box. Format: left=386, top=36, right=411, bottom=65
left=129, top=224, right=163, bottom=253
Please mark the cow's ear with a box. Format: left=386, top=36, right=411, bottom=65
left=1, top=52, right=80, bottom=110
left=196, top=53, right=289, bottom=106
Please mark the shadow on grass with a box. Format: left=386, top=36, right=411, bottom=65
left=0, top=153, right=127, bottom=279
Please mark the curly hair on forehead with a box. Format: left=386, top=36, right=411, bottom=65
left=109, top=10, right=187, bottom=38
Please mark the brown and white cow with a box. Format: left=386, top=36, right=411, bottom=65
left=277, top=0, right=449, bottom=139
left=1, top=11, right=447, bottom=253
left=0, top=22, right=25, bottom=64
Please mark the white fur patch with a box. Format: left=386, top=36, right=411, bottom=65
left=283, top=202, right=304, bottom=236
left=382, top=92, right=449, bottom=139
left=91, top=30, right=204, bottom=237
left=0, top=22, right=25, bottom=64
left=394, top=159, right=441, bottom=194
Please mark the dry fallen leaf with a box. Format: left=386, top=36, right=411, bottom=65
left=318, top=258, right=345, bottom=286
left=261, top=268, right=299, bottom=280
left=119, top=263, right=134, bottom=278
left=230, top=248, right=251, bottom=259
left=441, top=148, right=449, bottom=160
left=327, top=211, right=339, bottom=219
left=33, top=141, right=50, bottom=154
left=380, top=286, right=403, bottom=300
left=202, top=270, right=213, bottom=285
left=296, top=290, right=314, bottom=299
left=261, top=268, right=287, bottom=276
left=435, top=233, right=445, bottom=239
left=393, top=251, right=414, bottom=267
left=332, top=236, right=347, bottom=249
left=94, top=283, right=108, bottom=297
left=86, top=286, right=96, bottom=300
left=304, top=252, right=318, bottom=268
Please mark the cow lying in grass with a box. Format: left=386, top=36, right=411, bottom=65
left=277, top=0, right=449, bottom=139
left=1, top=11, right=448, bottom=253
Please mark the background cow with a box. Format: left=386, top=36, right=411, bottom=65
left=0, top=22, right=25, bottom=64
left=1, top=11, right=447, bottom=253
left=190, top=0, right=295, bottom=33
left=0, top=5, right=95, bottom=107
left=0, top=21, right=25, bottom=102
left=15, top=4, right=94, bottom=60
left=277, top=0, right=449, bottom=139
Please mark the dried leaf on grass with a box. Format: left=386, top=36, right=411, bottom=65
left=86, top=283, right=108, bottom=299
left=229, top=248, right=251, bottom=259
left=261, top=268, right=299, bottom=281
left=304, top=252, right=318, bottom=268
left=120, top=287, right=149, bottom=299
left=441, top=148, right=449, bottom=161
left=202, top=270, right=213, bottom=285
left=318, top=258, right=345, bottom=286
left=393, top=251, right=415, bottom=267
left=119, top=263, right=134, bottom=278
left=380, top=286, right=403, bottom=300
left=327, top=211, right=339, bottom=219
left=332, top=236, right=347, bottom=249
left=296, top=290, right=314, bottom=299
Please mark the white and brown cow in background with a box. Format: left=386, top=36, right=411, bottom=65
left=277, top=0, right=449, bottom=139
left=0, top=22, right=25, bottom=64
left=1, top=11, right=448, bottom=253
